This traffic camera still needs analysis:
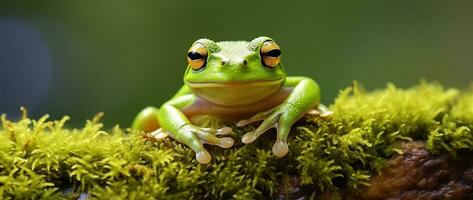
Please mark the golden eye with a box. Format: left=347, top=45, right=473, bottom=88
left=187, top=42, right=208, bottom=70
left=260, top=40, right=281, bottom=68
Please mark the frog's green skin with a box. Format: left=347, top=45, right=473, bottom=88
left=133, top=36, right=322, bottom=164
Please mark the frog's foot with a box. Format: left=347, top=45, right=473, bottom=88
left=240, top=109, right=292, bottom=157
left=178, top=125, right=235, bottom=164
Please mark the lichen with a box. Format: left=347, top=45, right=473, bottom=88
left=0, top=82, right=472, bottom=199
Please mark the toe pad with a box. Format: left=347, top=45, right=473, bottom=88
left=272, top=140, right=289, bottom=157
left=196, top=151, right=211, bottom=164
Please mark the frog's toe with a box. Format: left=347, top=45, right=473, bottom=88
left=307, top=109, right=321, bottom=115
left=196, top=150, right=212, bottom=164
left=307, top=104, right=333, bottom=118
left=216, top=127, right=232, bottom=135
left=241, top=131, right=257, bottom=144
left=237, top=119, right=260, bottom=127
left=272, top=140, right=289, bottom=157
left=200, top=127, right=232, bottom=135
left=242, top=125, right=275, bottom=144
left=320, top=110, right=333, bottom=117
left=237, top=120, right=248, bottom=127
left=195, top=127, right=235, bottom=148
left=236, top=109, right=275, bottom=127
left=218, top=137, right=235, bottom=148
left=242, top=112, right=281, bottom=144
left=149, top=128, right=169, bottom=140
left=308, top=109, right=333, bottom=117
left=318, top=104, right=333, bottom=117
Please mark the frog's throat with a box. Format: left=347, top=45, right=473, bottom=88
left=186, top=79, right=285, bottom=106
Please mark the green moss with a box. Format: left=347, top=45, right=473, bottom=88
left=1, top=82, right=473, bottom=199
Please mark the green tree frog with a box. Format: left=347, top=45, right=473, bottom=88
left=132, top=36, right=330, bottom=164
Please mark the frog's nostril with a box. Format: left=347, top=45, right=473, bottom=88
left=221, top=61, right=226, bottom=65
left=243, top=60, right=248, bottom=65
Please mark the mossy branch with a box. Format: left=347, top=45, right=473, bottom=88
left=1, top=82, right=473, bottom=199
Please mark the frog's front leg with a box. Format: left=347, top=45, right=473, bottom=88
left=240, top=76, right=320, bottom=157
left=159, top=95, right=235, bottom=164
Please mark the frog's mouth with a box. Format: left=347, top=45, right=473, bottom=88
left=185, top=78, right=285, bottom=106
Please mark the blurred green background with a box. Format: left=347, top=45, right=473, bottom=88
left=0, top=1, right=472, bottom=127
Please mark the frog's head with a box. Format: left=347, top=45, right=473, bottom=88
left=184, top=36, right=286, bottom=106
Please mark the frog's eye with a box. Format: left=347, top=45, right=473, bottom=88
left=187, top=43, right=208, bottom=70
left=260, top=40, right=281, bottom=68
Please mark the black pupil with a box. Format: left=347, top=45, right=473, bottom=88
left=188, top=52, right=204, bottom=60
left=264, top=49, right=281, bottom=57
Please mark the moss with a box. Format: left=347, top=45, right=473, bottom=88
left=1, top=82, right=473, bottom=199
